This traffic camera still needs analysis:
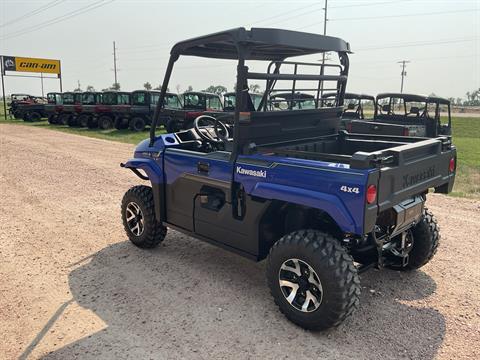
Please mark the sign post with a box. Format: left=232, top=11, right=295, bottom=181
left=1, top=55, right=62, bottom=119
left=1, top=56, right=7, bottom=120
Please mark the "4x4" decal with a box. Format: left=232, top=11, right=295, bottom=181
left=340, top=185, right=360, bottom=194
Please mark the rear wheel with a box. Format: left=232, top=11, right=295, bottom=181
left=121, top=185, right=167, bottom=249
left=22, top=112, right=30, bottom=121
left=77, top=114, right=90, bottom=127
left=129, top=117, right=146, bottom=132
left=99, top=115, right=114, bottom=130
left=388, top=209, right=440, bottom=270
left=266, top=230, right=360, bottom=331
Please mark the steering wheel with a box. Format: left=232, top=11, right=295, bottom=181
left=193, top=115, right=229, bottom=144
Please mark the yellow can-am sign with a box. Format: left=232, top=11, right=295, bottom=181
left=2, top=56, right=61, bottom=75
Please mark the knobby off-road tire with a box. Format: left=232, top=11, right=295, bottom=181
left=121, top=185, right=167, bottom=249
left=129, top=117, right=146, bottom=132
left=48, top=114, right=57, bottom=124
left=77, top=114, right=90, bottom=128
left=99, top=115, right=114, bottom=130
left=266, top=230, right=360, bottom=331
left=114, top=117, right=128, bottom=130
left=400, top=208, right=440, bottom=270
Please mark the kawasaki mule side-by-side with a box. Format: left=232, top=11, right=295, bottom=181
left=350, top=93, right=452, bottom=138
left=120, top=28, right=455, bottom=330
left=128, top=90, right=182, bottom=132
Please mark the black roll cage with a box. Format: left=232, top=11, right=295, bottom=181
left=150, top=27, right=351, bottom=155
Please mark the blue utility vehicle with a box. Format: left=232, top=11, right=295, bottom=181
left=120, top=28, right=456, bottom=330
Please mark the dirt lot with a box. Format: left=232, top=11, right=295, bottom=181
left=1, top=124, right=479, bottom=360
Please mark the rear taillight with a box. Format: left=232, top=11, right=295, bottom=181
left=366, top=184, right=377, bottom=204
left=402, top=127, right=409, bottom=136
left=449, top=158, right=455, bottom=173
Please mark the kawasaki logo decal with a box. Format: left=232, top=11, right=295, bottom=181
left=236, top=166, right=267, bottom=178
left=402, top=166, right=435, bottom=188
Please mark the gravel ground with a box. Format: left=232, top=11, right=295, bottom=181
left=1, top=124, right=479, bottom=360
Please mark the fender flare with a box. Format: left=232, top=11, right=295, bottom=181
left=121, top=158, right=164, bottom=220
left=250, top=182, right=358, bottom=234
left=121, top=158, right=162, bottom=183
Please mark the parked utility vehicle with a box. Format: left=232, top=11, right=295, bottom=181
left=322, top=92, right=376, bottom=129
left=92, top=91, right=131, bottom=130
left=8, top=94, right=47, bottom=121
left=58, top=92, right=82, bottom=125
left=45, top=92, right=63, bottom=124
left=128, top=90, right=182, bottom=132
left=75, top=92, right=103, bottom=128
left=121, top=28, right=456, bottom=331
left=161, top=91, right=224, bottom=132
left=350, top=93, right=452, bottom=137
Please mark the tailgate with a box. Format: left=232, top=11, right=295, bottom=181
left=376, top=138, right=456, bottom=212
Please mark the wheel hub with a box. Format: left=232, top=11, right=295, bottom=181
left=278, top=258, right=323, bottom=313
left=125, top=202, right=144, bottom=236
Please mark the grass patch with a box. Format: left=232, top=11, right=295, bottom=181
left=450, top=117, right=480, bottom=198
left=1, top=114, right=479, bottom=198
left=0, top=116, right=163, bottom=144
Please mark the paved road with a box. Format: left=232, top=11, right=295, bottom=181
left=1, top=124, right=479, bottom=359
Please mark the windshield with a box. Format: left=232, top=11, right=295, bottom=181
left=63, top=93, right=75, bottom=104
left=118, top=93, right=130, bottom=105
left=183, top=93, right=206, bottom=109
left=47, top=93, right=61, bottom=104
left=102, top=93, right=117, bottom=105
left=132, top=92, right=147, bottom=105
left=82, top=93, right=96, bottom=105
left=206, top=95, right=223, bottom=110
left=164, top=94, right=182, bottom=109
left=377, top=97, right=427, bottom=118
left=224, top=94, right=236, bottom=110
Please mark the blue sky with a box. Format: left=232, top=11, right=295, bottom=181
left=1, top=0, right=479, bottom=99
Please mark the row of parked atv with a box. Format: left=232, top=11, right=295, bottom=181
left=8, top=88, right=452, bottom=138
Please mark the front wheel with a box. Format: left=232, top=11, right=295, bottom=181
left=266, top=230, right=360, bottom=331
left=114, top=117, right=129, bottom=130
left=77, top=114, right=90, bottom=127
left=99, top=115, right=113, bottom=130
left=129, top=117, right=146, bottom=132
left=121, top=185, right=167, bottom=249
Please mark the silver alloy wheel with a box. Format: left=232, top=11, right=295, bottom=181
left=125, top=202, right=144, bottom=236
left=278, top=258, right=323, bottom=313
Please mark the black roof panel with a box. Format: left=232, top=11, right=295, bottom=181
left=171, top=27, right=351, bottom=60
